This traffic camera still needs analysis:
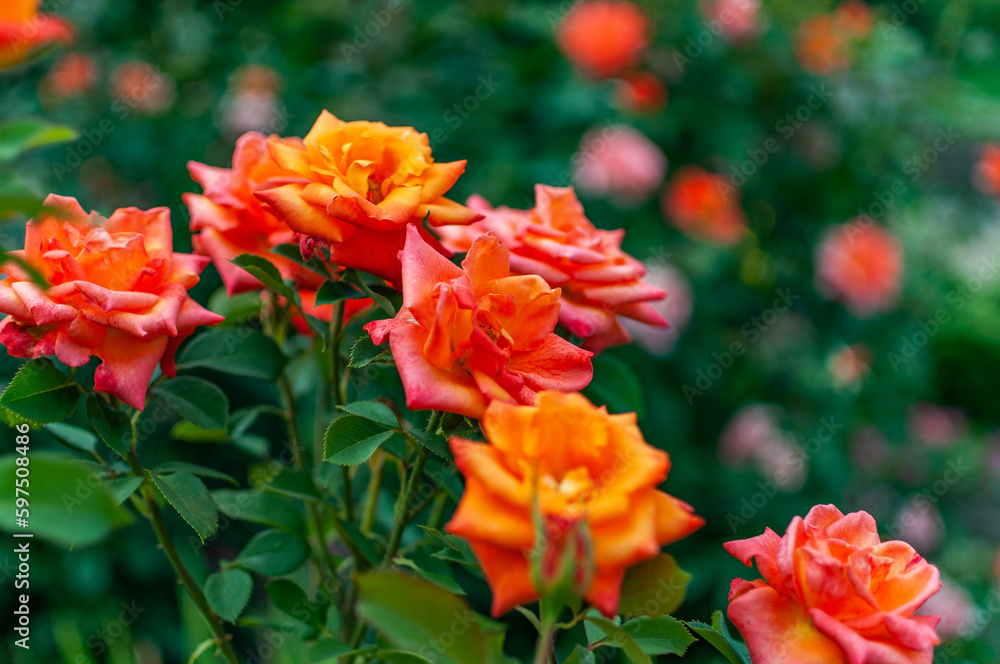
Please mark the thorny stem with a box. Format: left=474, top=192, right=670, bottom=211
left=126, top=447, right=240, bottom=664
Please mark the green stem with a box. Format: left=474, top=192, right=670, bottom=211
left=425, top=491, right=449, bottom=531
left=127, top=448, right=240, bottom=664
left=532, top=619, right=555, bottom=664
left=360, top=453, right=385, bottom=533
left=381, top=447, right=429, bottom=567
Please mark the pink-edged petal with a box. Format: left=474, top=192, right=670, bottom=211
left=399, top=224, right=464, bottom=314
left=93, top=330, right=169, bottom=410
left=725, top=528, right=787, bottom=594
left=810, top=609, right=936, bottom=664
left=507, top=333, right=593, bottom=393
left=10, top=281, right=76, bottom=324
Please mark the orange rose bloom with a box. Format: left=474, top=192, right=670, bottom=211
left=365, top=226, right=593, bottom=419
left=557, top=1, right=649, bottom=78
left=447, top=391, right=703, bottom=617
left=0, top=0, right=74, bottom=69
left=661, top=166, right=747, bottom=245
left=0, top=195, right=223, bottom=409
left=185, top=131, right=326, bottom=296
left=256, top=111, right=483, bottom=285
left=726, top=505, right=942, bottom=664
left=974, top=143, right=1000, bottom=197
left=815, top=220, right=903, bottom=317
left=436, top=185, right=667, bottom=352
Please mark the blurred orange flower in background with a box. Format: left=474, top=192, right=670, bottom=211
left=0, top=0, right=74, bottom=69
left=447, top=391, right=703, bottom=617
left=557, top=0, right=649, bottom=78
left=795, top=1, right=872, bottom=75
left=661, top=166, right=747, bottom=245
left=185, top=131, right=325, bottom=296
left=726, top=505, right=941, bottom=664
left=613, top=71, right=668, bottom=113
left=0, top=196, right=223, bottom=409
left=815, top=219, right=903, bottom=317
left=974, top=143, right=1000, bottom=197
left=365, top=226, right=593, bottom=419
left=110, top=60, right=177, bottom=115
left=43, top=52, right=97, bottom=99
left=257, top=111, right=482, bottom=286
left=436, top=185, right=668, bottom=352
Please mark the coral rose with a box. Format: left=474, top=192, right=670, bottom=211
left=365, top=225, right=593, bottom=419
left=662, top=166, right=747, bottom=245
left=446, top=391, right=704, bottom=617
left=726, top=505, right=942, bottom=664
left=556, top=1, right=649, bottom=78
left=815, top=220, right=903, bottom=317
left=185, top=131, right=325, bottom=296
left=0, top=195, right=223, bottom=409
left=256, top=111, right=482, bottom=285
left=436, top=185, right=667, bottom=352
left=0, top=0, right=74, bottom=69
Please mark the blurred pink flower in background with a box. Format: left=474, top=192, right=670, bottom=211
left=622, top=263, right=691, bottom=356
left=849, top=426, right=890, bottom=470
left=909, top=402, right=967, bottom=449
left=815, top=219, right=903, bottom=317
left=221, top=64, right=284, bottom=136
left=110, top=60, right=176, bottom=115
left=43, top=52, right=97, bottom=99
left=573, top=125, right=667, bottom=205
left=917, top=580, right=976, bottom=641
left=718, top=403, right=806, bottom=490
left=828, top=342, right=872, bottom=388
left=894, top=498, right=944, bottom=553
left=699, top=0, right=760, bottom=42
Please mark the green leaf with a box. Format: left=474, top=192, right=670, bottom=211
left=418, top=526, right=480, bottom=572
left=235, top=529, right=309, bottom=576
left=0, top=452, right=131, bottom=547
left=712, top=610, right=751, bottom=664
left=86, top=394, right=133, bottom=459
left=392, top=552, right=466, bottom=595
left=582, top=352, right=644, bottom=416
left=356, top=571, right=488, bottom=664
left=0, top=118, right=78, bottom=161
left=176, top=328, right=287, bottom=381
left=315, top=279, right=366, bottom=305
left=349, top=331, right=392, bottom=368
left=266, top=579, right=322, bottom=628
left=375, top=651, right=435, bottom=664
left=45, top=422, right=98, bottom=454
left=618, top=553, right=691, bottom=619
left=153, top=377, right=230, bottom=430
left=207, top=288, right=264, bottom=324
left=148, top=471, right=219, bottom=542
left=231, top=254, right=298, bottom=305
left=212, top=489, right=303, bottom=531
left=344, top=269, right=396, bottom=316
left=307, top=639, right=377, bottom=663
left=620, top=616, right=695, bottom=656
left=324, top=415, right=395, bottom=465
left=104, top=476, right=143, bottom=505
left=687, top=620, right=745, bottom=664
left=562, top=645, right=596, bottom=664
left=205, top=569, right=254, bottom=623
left=404, top=429, right=452, bottom=459
left=170, top=420, right=230, bottom=443
left=584, top=615, right=651, bottom=664
left=338, top=519, right=381, bottom=566
left=0, top=358, right=79, bottom=424
left=153, top=461, right=237, bottom=486
left=337, top=400, right=398, bottom=428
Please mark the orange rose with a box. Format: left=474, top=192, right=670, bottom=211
left=446, top=391, right=703, bottom=617
left=185, top=131, right=326, bottom=296
left=0, top=196, right=223, bottom=409
left=436, top=185, right=667, bottom=352
left=726, top=505, right=942, bottom=664
left=0, top=0, right=73, bottom=69
left=364, top=226, right=593, bottom=419
left=256, top=111, right=483, bottom=285
left=556, top=1, right=649, bottom=78
left=815, top=219, right=902, bottom=317
left=661, top=166, right=747, bottom=245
